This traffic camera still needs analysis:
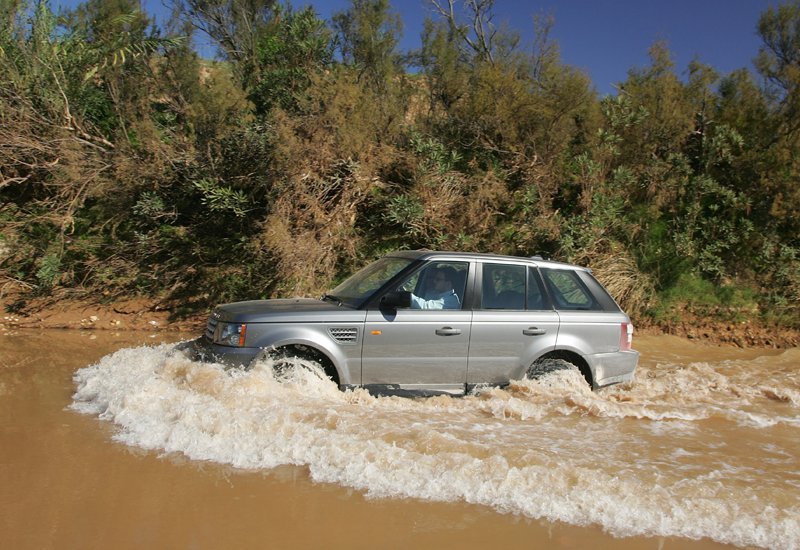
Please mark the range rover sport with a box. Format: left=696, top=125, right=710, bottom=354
left=184, top=251, right=638, bottom=394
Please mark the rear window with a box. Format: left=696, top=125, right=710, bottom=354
left=541, top=268, right=603, bottom=311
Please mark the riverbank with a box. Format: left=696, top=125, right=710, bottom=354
left=1, top=295, right=206, bottom=334
left=2, top=293, right=798, bottom=349
left=635, top=315, right=800, bottom=349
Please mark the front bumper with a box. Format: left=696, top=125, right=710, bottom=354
left=177, top=337, right=260, bottom=368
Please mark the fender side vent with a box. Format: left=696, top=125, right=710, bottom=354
left=329, top=327, right=358, bottom=344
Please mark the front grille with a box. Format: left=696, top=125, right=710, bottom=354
left=204, top=316, right=218, bottom=340
left=329, top=327, right=358, bottom=344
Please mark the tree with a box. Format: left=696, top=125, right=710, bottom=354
left=755, top=0, right=800, bottom=135
left=429, top=0, right=501, bottom=64
left=169, top=0, right=277, bottom=78
left=332, top=0, right=402, bottom=87
left=246, top=5, right=331, bottom=115
left=418, top=17, right=468, bottom=111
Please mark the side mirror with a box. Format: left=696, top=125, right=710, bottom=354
left=380, top=290, right=411, bottom=309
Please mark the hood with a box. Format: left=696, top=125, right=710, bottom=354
left=212, top=298, right=365, bottom=323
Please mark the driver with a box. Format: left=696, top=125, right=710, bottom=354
left=410, top=267, right=460, bottom=310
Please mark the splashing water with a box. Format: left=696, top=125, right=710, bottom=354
left=71, top=344, right=800, bottom=548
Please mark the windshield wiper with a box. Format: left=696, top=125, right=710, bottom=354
left=321, top=294, right=342, bottom=306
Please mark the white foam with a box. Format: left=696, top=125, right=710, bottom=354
left=71, top=344, right=800, bottom=549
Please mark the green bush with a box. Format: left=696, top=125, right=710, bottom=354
left=654, top=272, right=759, bottom=322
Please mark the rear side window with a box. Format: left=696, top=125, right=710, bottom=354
left=480, top=264, right=549, bottom=310
left=541, top=268, right=602, bottom=311
left=482, top=264, right=525, bottom=309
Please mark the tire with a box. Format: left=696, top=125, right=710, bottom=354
left=266, top=345, right=339, bottom=385
left=526, top=358, right=579, bottom=380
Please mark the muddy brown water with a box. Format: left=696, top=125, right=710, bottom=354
left=1, top=330, right=798, bottom=549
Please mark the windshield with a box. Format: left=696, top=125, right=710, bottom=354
left=328, top=257, right=413, bottom=307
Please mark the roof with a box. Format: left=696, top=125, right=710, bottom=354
left=388, top=250, right=588, bottom=271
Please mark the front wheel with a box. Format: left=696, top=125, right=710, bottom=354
left=261, top=345, right=340, bottom=386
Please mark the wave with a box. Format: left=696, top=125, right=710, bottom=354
left=71, top=344, right=800, bottom=549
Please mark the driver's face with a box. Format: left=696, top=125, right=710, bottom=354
left=431, top=270, right=448, bottom=290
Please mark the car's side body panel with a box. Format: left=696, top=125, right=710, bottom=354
left=467, top=310, right=559, bottom=384
left=552, top=311, right=636, bottom=388
left=362, top=308, right=472, bottom=393
left=555, top=311, right=628, bottom=354
left=245, top=322, right=365, bottom=386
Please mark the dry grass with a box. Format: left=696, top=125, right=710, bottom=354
left=260, top=161, right=371, bottom=296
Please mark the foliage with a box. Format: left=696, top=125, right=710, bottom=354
left=245, top=5, right=332, bottom=115
left=653, top=272, right=760, bottom=324
left=1, top=0, right=798, bottom=325
left=332, top=0, right=403, bottom=87
left=193, top=178, right=249, bottom=217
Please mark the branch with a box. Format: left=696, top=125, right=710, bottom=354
left=0, top=175, right=31, bottom=188
left=37, top=54, right=115, bottom=151
left=429, top=0, right=495, bottom=63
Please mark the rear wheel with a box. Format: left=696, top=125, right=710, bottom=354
left=527, top=356, right=594, bottom=388
left=526, top=358, right=576, bottom=379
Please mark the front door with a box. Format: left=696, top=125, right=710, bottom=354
left=361, top=261, right=471, bottom=394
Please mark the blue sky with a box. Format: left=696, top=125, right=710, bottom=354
left=54, top=0, right=776, bottom=95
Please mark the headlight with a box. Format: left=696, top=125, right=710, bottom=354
left=215, top=322, right=247, bottom=346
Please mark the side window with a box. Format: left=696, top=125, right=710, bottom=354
left=527, top=268, right=547, bottom=310
left=397, top=261, right=469, bottom=310
left=576, top=271, right=621, bottom=312
left=541, top=269, right=600, bottom=310
left=481, top=263, right=525, bottom=310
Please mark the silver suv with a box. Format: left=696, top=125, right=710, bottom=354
left=185, top=251, right=638, bottom=394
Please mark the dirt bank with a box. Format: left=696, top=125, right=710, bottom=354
left=2, top=293, right=798, bottom=348
left=635, top=317, right=799, bottom=349
left=1, top=295, right=207, bottom=334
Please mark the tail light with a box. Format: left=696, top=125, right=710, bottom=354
left=620, top=323, right=634, bottom=351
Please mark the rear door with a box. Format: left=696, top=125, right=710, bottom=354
left=468, top=263, right=559, bottom=385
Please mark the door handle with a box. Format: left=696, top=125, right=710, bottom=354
left=523, top=327, right=547, bottom=336
left=435, top=327, right=462, bottom=336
